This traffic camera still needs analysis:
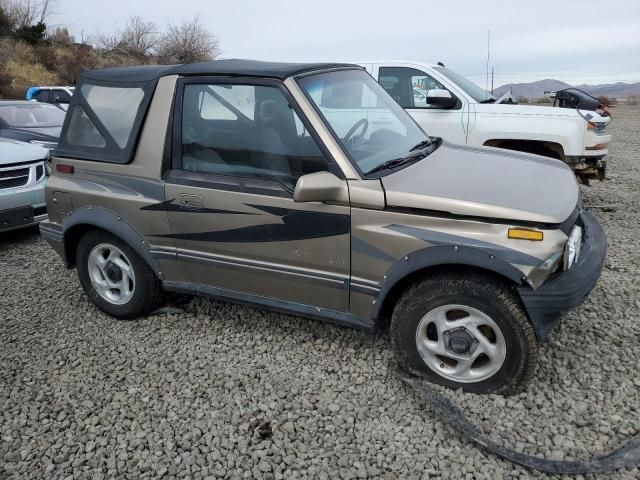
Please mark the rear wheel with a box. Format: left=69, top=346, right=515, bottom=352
left=76, top=230, right=163, bottom=319
left=391, top=273, right=538, bottom=394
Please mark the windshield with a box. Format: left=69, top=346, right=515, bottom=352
left=297, top=69, right=430, bottom=175
left=433, top=66, right=495, bottom=103
left=0, top=103, right=66, bottom=128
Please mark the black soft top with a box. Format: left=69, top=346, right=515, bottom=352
left=80, top=59, right=360, bottom=83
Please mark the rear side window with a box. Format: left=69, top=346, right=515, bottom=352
left=80, top=85, right=144, bottom=148
left=66, top=107, right=106, bottom=148
left=57, top=81, right=155, bottom=163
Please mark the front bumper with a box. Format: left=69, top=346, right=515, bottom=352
left=518, top=211, right=606, bottom=339
left=0, top=204, right=47, bottom=232
left=39, top=220, right=66, bottom=260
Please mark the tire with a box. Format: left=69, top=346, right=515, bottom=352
left=76, top=230, right=164, bottom=319
left=390, top=272, right=538, bottom=395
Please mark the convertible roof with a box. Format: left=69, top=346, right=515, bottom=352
left=79, top=59, right=361, bottom=83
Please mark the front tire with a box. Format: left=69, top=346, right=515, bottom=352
left=390, top=273, right=538, bottom=395
left=76, top=230, right=163, bottom=319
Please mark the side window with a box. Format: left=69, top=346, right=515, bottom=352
left=378, top=67, right=447, bottom=109
left=33, top=90, right=50, bottom=103
left=80, top=84, right=145, bottom=148
left=180, top=83, right=332, bottom=191
left=65, top=106, right=107, bottom=148
left=53, top=89, right=71, bottom=104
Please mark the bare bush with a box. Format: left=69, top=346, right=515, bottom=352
left=94, top=15, right=158, bottom=59
left=0, top=0, right=56, bottom=28
left=48, top=25, right=73, bottom=45
left=157, top=15, right=220, bottom=64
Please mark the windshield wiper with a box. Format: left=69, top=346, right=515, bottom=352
left=366, top=138, right=441, bottom=175
left=409, top=138, right=434, bottom=152
left=366, top=156, right=418, bottom=175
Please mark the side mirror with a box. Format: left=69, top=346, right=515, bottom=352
left=426, top=89, right=457, bottom=109
left=293, top=171, right=348, bottom=204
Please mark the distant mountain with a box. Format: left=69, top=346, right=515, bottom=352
left=493, top=79, right=571, bottom=99
left=574, top=82, right=640, bottom=97
left=494, top=80, right=640, bottom=99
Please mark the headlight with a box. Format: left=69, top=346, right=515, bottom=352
left=586, top=122, right=607, bottom=134
left=563, top=225, right=583, bottom=270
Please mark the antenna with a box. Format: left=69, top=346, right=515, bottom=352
left=491, top=66, right=495, bottom=94
left=486, top=30, right=491, bottom=95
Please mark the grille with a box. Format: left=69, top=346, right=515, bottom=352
left=0, top=176, right=29, bottom=189
left=0, top=167, right=29, bottom=179
left=36, top=165, right=44, bottom=180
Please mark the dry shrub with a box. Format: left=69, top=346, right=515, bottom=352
left=4, top=59, right=55, bottom=94
left=0, top=38, right=33, bottom=65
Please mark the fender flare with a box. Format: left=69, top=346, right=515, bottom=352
left=62, top=206, right=163, bottom=279
left=371, top=244, right=526, bottom=321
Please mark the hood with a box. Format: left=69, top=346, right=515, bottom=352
left=381, top=142, right=579, bottom=224
left=473, top=103, right=611, bottom=123
left=0, top=138, right=49, bottom=165
left=4, top=126, right=62, bottom=141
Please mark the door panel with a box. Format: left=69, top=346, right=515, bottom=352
left=164, top=173, right=350, bottom=311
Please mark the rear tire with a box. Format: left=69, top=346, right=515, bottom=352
left=76, top=230, right=163, bottom=319
left=390, top=273, right=538, bottom=395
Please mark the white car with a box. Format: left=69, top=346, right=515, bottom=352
left=358, top=61, right=612, bottom=182
left=0, top=138, right=49, bottom=232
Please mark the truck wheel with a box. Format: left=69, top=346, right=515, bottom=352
left=390, top=273, right=538, bottom=394
left=76, top=230, right=163, bottom=319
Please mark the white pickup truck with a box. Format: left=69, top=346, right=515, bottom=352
left=358, top=61, right=612, bottom=183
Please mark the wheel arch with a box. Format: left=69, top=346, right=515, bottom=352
left=372, top=245, right=526, bottom=328
left=62, top=207, right=163, bottom=280
left=483, top=139, right=565, bottom=160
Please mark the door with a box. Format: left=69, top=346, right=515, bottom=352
left=164, top=78, right=351, bottom=312
left=373, top=65, right=468, bottom=144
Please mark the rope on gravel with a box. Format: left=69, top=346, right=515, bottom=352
left=396, top=369, right=640, bottom=474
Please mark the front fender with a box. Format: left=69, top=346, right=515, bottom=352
left=371, top=244, right=526, bottom=321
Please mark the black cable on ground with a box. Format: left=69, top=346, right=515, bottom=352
left=397, top=370, right=640, bottom=474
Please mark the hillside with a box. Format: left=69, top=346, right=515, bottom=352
left=493, top=79, right=571, bottom=99
left=494, top=79, right=640, bottom=99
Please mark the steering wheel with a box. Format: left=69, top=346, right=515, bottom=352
left=344, top=118, right=369, bottom=145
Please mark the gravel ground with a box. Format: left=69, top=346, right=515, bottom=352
left=1, top=106, right=639, bottom=480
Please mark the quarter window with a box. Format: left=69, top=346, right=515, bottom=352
left=180, top=83, right=332, bottom=191
left=80, top=84, right=145, bottom=148
left=378, top=67, right=448, bottom=109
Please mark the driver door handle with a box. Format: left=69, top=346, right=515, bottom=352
left=179, top=194, right=203, bottom=210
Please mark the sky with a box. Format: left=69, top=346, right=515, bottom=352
left=55, top=0, right=640, bottom=87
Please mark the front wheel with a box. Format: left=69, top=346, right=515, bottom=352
left=390, top=273, right=539, bottom=394
left=76, top=230, right=163, bottom=319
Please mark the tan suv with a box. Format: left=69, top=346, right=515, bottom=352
left=40, top=60, right=606, bottom=394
